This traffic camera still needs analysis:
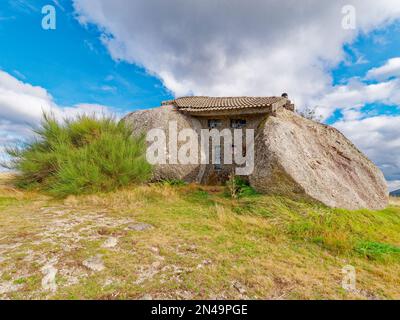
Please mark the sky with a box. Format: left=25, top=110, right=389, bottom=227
left=1, top=0, right=400, bottom=191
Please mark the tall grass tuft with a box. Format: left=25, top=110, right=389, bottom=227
left=3, top=113, right=152, bottom=197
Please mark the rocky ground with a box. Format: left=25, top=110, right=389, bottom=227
left=0, top=174, right=399, bottom=300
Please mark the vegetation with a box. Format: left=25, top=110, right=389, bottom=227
left=226, top=174, right=258, bottom=199
left=0, top=113, right=399, bottom=299
left=161, top=179, right=188, bottom=187
left=0, top=173, right=399, bottom=299
left=2, top=114, right=152, bottom=197
left=298, top=106, right=323, bottom=122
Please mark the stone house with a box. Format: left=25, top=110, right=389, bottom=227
left=161, top=95, right=295, bottom=184
left=123, top=95, right=388, bottom=210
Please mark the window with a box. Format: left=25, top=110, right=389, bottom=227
left=208, top=119, right=222, bottom=129
left=214, top=145, right=222, bottom=170
left=230, top=119, right=246, bottom=129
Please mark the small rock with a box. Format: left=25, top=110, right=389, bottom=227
left=41, top=263, right=58, bottom=293
left=127, top=223, right=153, bottom=231
left=41, top=258, right=58, bottom=293
left=150, top=246, right=159, bottom=253
left=83, top=255, right=105, bottom=272
left=177, top=290, right=193, bottom=299
left=0, top=282, right=22, bottom=295
left=140, top=294, right=153, bottom=300
left=197, top=259, right=212, bottom=269
left=102, top=237, right=118, bottom=248
left=232, top=281, right=247, bottom=294
left=104, top=279, right=114, bottom=286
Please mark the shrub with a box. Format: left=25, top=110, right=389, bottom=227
left=161, top=179, right=187, bottom=187
left=227, top=173, right=240, bottom=199
left=226, top=174, right=258, bottom=199
left=298, top=106, right=323, bottom=122
left=3, top=113, right=152, bottom=197
left=355, top=241, right=400, bottom=260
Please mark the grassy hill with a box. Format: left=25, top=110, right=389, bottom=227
left=390, top=189, right=400, bottom=197
left=0, top=173, right=399, bottom=300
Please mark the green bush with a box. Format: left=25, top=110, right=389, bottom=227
left=3, top=113, right=152, bottom=197
left=161, top=179, right=187, bottom=186
left=355, top=241, right=400, bottom=260
left=225, top=175, right=258, bottom=199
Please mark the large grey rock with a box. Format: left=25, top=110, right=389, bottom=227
left=123, top=105, right=388, bottom=210
left=250, top=108, right=388, bottom=210
left=123, top=105, right=202, bottom=182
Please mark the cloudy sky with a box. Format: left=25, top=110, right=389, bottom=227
left=1, top=0, right=400, bottom=190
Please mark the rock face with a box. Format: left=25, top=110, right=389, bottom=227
left=250, top=108, right=388, bottom=210
left=123, top=105, right=388, bottom=210
left=123, top=106, right=203, bottom=182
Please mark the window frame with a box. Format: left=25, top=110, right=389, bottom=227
left=230, top=119, right=247, bottom=129
left=208, top=119, right=222, bottom=129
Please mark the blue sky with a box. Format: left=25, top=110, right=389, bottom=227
left=0, top=0, right=172, bottom=112
left=1, top=0, right=398, bottom=119
left=333, top=23, right=400, bottom=82
left=325, top=24, right=400, bottom=124
left=1, top=0, right=400, bottom=190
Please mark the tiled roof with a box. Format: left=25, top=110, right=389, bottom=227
left=163, top=96, right=286, bottom=112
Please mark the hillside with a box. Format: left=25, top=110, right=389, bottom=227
left=0, top=173, right=399, bottom=299
left=390, top=189, right=400, bottom=197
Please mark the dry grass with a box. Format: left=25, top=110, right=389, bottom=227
left=0, top=174, right=399, bottom=300
left=390, top=196, right=400, bottom=207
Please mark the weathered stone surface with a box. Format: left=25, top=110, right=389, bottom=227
left=250, top=108, right=388, bottom=210
left=0, top=281, right=23, bottom=295
left=123, top=105, right=202, bottom=183
left=127, top=223, right=153, bottom=231
left=41, top=261, right=58, bottom=293
left=123, top=104, right=388, bottom=210
left=102, top=237, right=118, bottom=248
left=83, top=255, right=105, bottom=272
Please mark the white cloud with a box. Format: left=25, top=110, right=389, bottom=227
left=0, top=70, right=118, bottom=158
left=312, top=78, right=400, bottom=119
left=71, top=1, right=400, bottom=185
left=334, top=115, right=400, bottom=186
left=4, top=1, right=400, bottom=186
left=387, top=180, right=400, bottom=192
left=72, top=0, right=400, bottom=109
left=367, top=57, right=400, bottom=80
left=0, top=70, right=116, bottom=124
left=0, top=70, right=56, bottom=125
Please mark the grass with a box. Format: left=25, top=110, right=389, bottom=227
left=2, top=114, right=152, bottom=197
left=225, top=175, right=259, bottom=199
left=0, top=173, right=399, bottom=299
left=355, top=241, right=400, bottom=260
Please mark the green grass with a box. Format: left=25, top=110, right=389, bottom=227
left=224, top=176, right=259, bottom=199
left=2, top=114, right=152, bottom=197
left=355, top=241, right=400, bottom=260
left=0, top=196, right=18, bottom=207
left=1, top=173, right=400, bottom=299
left=160, top=179, right=188, bottom=187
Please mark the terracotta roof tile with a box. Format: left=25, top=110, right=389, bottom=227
left=163, top=96, right=286, bottom=112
